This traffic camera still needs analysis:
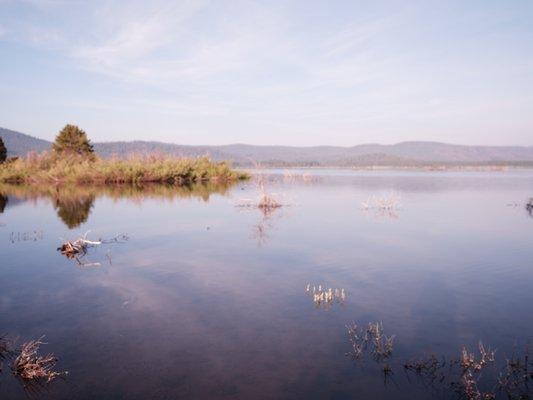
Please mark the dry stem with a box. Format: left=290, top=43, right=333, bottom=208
left=12, top=337, right=65, bottom=383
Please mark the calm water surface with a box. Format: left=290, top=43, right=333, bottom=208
left=1, top=170, right=532, bottom=399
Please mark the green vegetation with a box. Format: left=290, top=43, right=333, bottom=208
left=0, top=137, right=6, bottom=163
left=52, top=124, right=94, bottom=157
left=0, top=124, right=248, bottom=185
left=0, top=152, right=249, bottom=184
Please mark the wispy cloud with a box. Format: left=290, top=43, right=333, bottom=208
left=1, top=0, right=532, bottom=145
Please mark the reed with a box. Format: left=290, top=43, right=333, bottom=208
left=0, top=152, right=249, bottom=185
left=12, top=338, right=65, bottom=383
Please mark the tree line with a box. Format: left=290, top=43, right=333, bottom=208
left=0, top=124, right=93, bottom=164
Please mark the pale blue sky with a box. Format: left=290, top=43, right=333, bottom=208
left=0, top=0, right=532, bottom=145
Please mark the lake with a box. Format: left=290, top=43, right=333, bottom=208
left=1, top=169, right=532, bottom=399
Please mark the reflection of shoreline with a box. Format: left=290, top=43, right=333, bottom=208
left=0, top=182, right=235, bottom=228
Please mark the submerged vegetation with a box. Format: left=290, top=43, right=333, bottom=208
left=346, top=321, right=532, bottom=400
left=236, top=167, right=285, bottom=216
left=0, top=124, right=248, bottom=185
left=346, top=322, right=395, bottom=362
left=0, top=335, right=66, bottom=393
left=12, top=338, right=65, bottom=383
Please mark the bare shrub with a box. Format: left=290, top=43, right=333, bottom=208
left=236, top=162, right=285, bottom=217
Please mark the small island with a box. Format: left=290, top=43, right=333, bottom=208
left=0, top=125, right=249, bottom=185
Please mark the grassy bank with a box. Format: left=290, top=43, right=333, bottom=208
left=0, top=152, right=249, bottom=184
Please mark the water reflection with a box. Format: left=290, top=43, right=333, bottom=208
left=58, top=231, right=129, bottom=267
left=0, top=182, right=234, bottom=229
left=54, top=194, right=94, bottom=229
left=0, top=194, right=7, bottom=213
left=10, top=230, right=44, bottom=243
left=1, top=170, right=533, bottom=399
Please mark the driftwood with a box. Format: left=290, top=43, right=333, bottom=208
left=58, top=231, right=102, bottom=258
left=58, top=231, right=129, bottom=264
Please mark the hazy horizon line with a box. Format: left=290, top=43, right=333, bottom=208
left=2, top=126, right=533, bottom=149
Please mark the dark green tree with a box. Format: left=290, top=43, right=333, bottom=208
left=52, top=125, right=94, bottom=156
left=0, top=137, right=6, bottom=163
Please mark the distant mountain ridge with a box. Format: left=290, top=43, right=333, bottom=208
left=2, top=127, right=533, bottom=166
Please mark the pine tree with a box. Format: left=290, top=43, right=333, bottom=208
left=52, top=125, right=94, bottom=156
left=0, top=137, right=6, bottom=163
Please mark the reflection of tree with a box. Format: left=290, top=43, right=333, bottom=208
left=0, top=194, right=7, bottom=213
left=0, top=182, right=236, bottom=228
left=54, top=194, right=95, bottom=229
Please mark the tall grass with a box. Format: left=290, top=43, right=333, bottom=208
left=0, top=152, right=249, bottom=185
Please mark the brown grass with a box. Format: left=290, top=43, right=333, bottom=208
left=12, top=338, right=66, bottom=383
left=0, top=152, right=249, bottom=185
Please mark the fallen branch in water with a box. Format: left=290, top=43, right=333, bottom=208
left=12, top=337, right=66, bottom=383
left=58, top=231, right=128, bottom=259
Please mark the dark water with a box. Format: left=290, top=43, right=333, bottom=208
left=0, top=170, right=532, bottom=399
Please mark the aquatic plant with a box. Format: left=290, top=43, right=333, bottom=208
left=346, top=321, right=395, bottom=361
left=403, top=353, right=448, bottom=384
left=497, top=349, right=532, bottom=399
left=12, top=337, right=66, bottom=383
left=305, top=284, right=346, bottom=309
left=346, top=320, right=532, bottom=400
left=360, top=194, right=401, bottom=211
left=450, top=343, right=496, bottom=400
left=236, top=176, right=283, bottom=217
left=282, top=170, right=316, bottom=183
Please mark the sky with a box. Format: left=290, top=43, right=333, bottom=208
left=0, top=0, right=532, bottom=146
